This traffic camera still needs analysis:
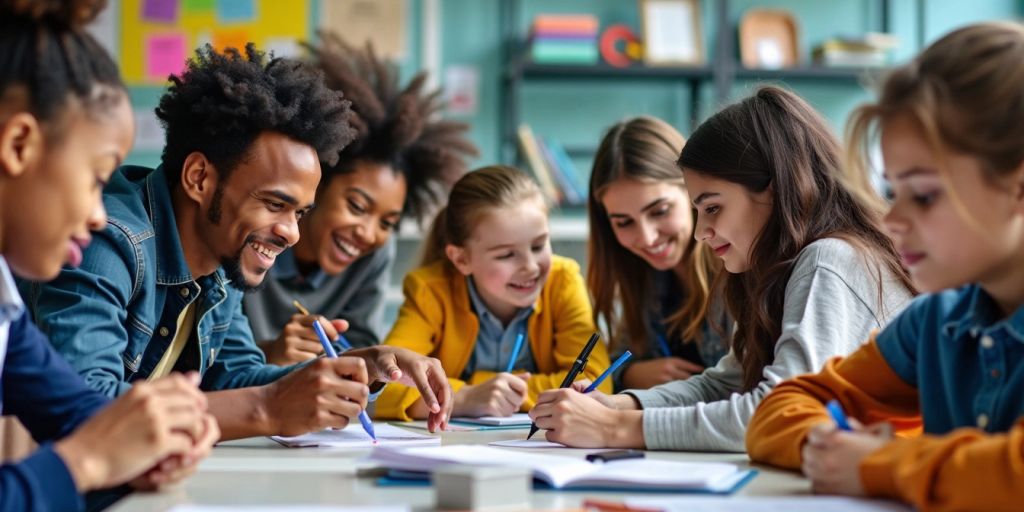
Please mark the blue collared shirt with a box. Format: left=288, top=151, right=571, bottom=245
left=0, top=256, right=25, bottom=412
left=268, top=246, right=329, bottom=290
left=19, top=165, right=293, bottom=397
left=461, top=276, right=537, bottom=379
left=877, top=284, right=1024, bottom=434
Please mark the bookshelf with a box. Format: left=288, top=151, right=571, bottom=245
left=499, top=0, right=893, bottom=165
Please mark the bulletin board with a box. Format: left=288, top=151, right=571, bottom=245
left=120, top=0, right=310, bottom=85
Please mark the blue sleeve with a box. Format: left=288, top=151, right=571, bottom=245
left=875, top=294, right=929, bottom=387
left=0, top=444, right=84, bottom=512
left=201, top=295, right=295, bottom=391
left=0, top=312, right=110, bottom=512
left=2, top=312, right=109, bottom=441
left=20, top=227, right=137, bottom=398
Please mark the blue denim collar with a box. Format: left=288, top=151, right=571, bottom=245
left=144, top=166, right=194, bottom=286
left=942, top=284, right=1024, bottom=344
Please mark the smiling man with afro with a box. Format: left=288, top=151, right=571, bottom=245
left=24, top=42, right=456, bottom=439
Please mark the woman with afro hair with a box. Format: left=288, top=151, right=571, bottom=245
left=245, top=34, right=478, bottom=365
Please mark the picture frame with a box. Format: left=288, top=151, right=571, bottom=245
left=739, top=9, right=800, bottom=69
left=638, top=0, right=704, bottom=66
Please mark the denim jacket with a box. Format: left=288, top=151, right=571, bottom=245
left=877, top=284, right=1024, bottom=434
left=19, top=165, right=292, bottom=397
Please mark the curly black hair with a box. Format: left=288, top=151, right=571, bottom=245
left=1, top=0, right=123, bottom=127
left=307, top=32, right=479, bottom=224
left=156, top=43, right=356, bottom=187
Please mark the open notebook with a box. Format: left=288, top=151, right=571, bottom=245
left=271, top=423, right=440, bottom=449
left=368, top=445, right=754, bottom=493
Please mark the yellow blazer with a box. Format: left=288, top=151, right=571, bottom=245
left=376, top=254, right=611, bottom=420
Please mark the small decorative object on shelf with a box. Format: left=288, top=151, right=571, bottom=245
left=599, top=24, right=643, bottom=68
left=529, top=14, right=600, bottom=65
left=740, top=8, right=800, bottom=69
left=812, top=32, right=899, bottom=68
left=639, top=0, right=704, bottom=66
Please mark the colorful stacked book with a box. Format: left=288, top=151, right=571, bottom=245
left=517, top=124, right=588, bottom=206
left=529, top=14, right=599, bottom=65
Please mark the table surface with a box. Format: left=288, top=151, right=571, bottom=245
left=110, top=424, right=811, bottom=511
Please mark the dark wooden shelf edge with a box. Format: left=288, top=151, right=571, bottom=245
left=734, top=66, right=888, bottom=80
left=510, top=61, right=713, bottom=80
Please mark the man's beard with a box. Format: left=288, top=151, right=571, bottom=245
left=220, top=253, right=266, bottom=293
left=221, top=234, right=285, bottom=293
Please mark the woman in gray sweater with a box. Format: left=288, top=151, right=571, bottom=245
left=529, top=86, right=915, bottom=452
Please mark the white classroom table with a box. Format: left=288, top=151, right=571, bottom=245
left=110, top=425, right=810, bottom=511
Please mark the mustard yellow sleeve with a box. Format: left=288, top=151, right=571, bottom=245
left=523, top=262, right=611, bottom=410
left=746, top=335, right=922, bottom=469
left=376, top=270, right=456, bottom=420
left=859, top=420, right=1024, bottom=512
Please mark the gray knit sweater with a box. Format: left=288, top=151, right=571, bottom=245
left=623, top=238, right=913, bottom=452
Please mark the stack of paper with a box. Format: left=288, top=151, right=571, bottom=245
left=451, top=413, right=533, bottom=427
left=369, top=445, right=754, bottom=493
left=271, top=424, right=440, bottom=449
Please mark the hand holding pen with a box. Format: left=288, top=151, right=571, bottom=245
left=802, top=400, right=894, bottom=497
left=311, top=320, right=377, bottom=441
left=260, top=299, right=351, bottom=365
left=527, top=333, right=602, bottom=440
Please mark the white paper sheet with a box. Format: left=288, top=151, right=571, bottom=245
left=271, top=423, right=439, bottom=449
left=489, top=439, right=567, bottom=448
left=623, top=496, right=912, bottom=511
left=169, top=507, right=409, bottom=512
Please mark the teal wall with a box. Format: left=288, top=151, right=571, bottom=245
left=123, top=0, right=1021, bottom=172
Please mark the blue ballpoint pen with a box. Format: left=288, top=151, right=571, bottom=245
left=335, top=332, right=354, bottom=351
left=583, top=350, right=632, bottom=393
left=293, top=299, right=352, bottom=351
left=825, top=399, right=853, bottom=431
left=655, top=333, right=672, bottom=358
left=505, top=332, right=526, bottom=373
left=312, top=320, right=376, bottom=441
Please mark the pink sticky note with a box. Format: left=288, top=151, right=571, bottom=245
left=142, top=0, right=178, bottom=23
left=146, top=34, right=187, bottom=81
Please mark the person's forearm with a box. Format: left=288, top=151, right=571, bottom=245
left=611, top=393, right=641, bottom=410
left=206, top=387, right=275, bottom=440
left=609, top=410, right=646, bottom=448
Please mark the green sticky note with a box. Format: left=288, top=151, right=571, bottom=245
left=183, top=0, right=215, bottom=12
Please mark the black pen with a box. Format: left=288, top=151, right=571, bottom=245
left=527, top=332, right=601, bottom=440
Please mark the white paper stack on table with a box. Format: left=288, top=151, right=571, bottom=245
left=451, top=412, right=533, bottom=426
left=368, top=445, right=754, bottom=493
left=401, top=413, right=533, bottom=431
left=271, top=423, right=439, bottom=449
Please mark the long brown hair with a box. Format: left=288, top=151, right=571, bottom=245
left=847, top=22, right=1024, bottom=216
left=678, top=86, right=914, bottom=391
left=421, top=165, right=546, bottom=266
left=588, top=116, right=720, bottom=356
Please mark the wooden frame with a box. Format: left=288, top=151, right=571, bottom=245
left=639, top=0, right=704, bottom=66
